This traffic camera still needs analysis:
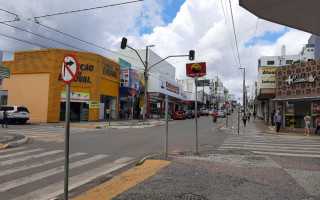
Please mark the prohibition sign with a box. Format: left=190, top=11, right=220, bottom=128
left=61, top=54, right=79, bottom=84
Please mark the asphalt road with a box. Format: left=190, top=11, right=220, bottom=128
left=0, top=114, right=228, bottom=200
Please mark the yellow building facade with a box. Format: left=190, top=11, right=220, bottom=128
left=2, top=49, right=120, bottom=123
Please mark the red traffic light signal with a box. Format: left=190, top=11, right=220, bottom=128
left=189, top=50, right=195, bottom=60
left=121, top=37, right=127, bottom=49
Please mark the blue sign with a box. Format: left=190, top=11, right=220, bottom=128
left=119, top=58, right=131, bottom=68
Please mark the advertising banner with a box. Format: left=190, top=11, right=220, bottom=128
left=61, top=91, right=90, bottom=102
left=89, top=101, right=100, bottom=108
left=120, top=68, right=140, bottom=91
left=259, top=67, right=276, bottom=88
left=186, top=62, right=206, bottom=78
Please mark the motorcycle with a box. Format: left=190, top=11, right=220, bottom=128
left=213, top=116, right=217, bottom=123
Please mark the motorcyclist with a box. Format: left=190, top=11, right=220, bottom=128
left=212, top=111, right=217, bottom=122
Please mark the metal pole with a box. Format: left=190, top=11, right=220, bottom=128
left=238, top=109, right=240, bottom=135
left=195, top=77, right=198, bottom=154
left=243, top=68, right=246, bottom=115
left=64, top=83, right=71, bottom=200
left=226, top=110, right=228, bottom=128
left=132, top=94, right=134, bottom=121
left=109, top=110, right=111, bottom=126
left=143, top=46, right=149, bottom=125
left=165, top=94, right=168, bottom=157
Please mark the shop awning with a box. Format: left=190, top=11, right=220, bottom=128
left=272, top=96, right=320, bottom=101
left=239, top=0, right=320, bottom=35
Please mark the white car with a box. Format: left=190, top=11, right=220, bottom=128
left=208, top=109, right=213, bottom=115
left=0, top=105, right=30, bottom=124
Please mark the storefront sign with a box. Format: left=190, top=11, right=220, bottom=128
left=58, top=63, right=94, bottom=84
left=166, top=81, right=179, bottom=94
left=285, top=74, right=316, bottom=85
left=259, top=67, right=276, bottom=88
left=89, top=101, right=100, bottom=108
left=61, top=91, right=90, bottom=102
left=103, top=63, right=118, bottom=78
left=120, top=68, right=140, bottom=90
left=186, top=62, right=206, bottom=78
left=119, top=58, right=131, bottom=68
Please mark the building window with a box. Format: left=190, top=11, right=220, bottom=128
left=267, top=61, right=275, bottom=65
left=286, top=60, right=293, bottom=64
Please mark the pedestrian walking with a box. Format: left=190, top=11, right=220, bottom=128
left=314, top=115, right=320, bottom=135
left=304, top=112, right=311, bottom=136
left=247, top=112, right=251, bottom=122
left=253, top=111, right=256, bottom=122
left=274, top=111, right=282, bottom=133
left=2, top=110, right=8, bottom=128
left=242, top=113, right=247, bottom=127
left=271, top=110, right=276, bottom=126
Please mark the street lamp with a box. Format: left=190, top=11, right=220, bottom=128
left=239, top=67, right=245, bottom=114
left=120, top=37, right=154, bottom=124
left=121, top=37, right=195, bottom=125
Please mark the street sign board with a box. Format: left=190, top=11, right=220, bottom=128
left=197, top=80, right=210, bottom=86
left=61, top=54, right=79, bottom=84
left=0, top=66, right=10, bottom=78
left=186, top=62, right=206, bottom=78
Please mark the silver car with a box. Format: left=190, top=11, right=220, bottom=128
left=217, top=110, right=226, bottom=118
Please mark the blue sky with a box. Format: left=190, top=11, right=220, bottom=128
left=244, top=27, right=289, bottom=47
left=137, top=0, right=185, bottom=35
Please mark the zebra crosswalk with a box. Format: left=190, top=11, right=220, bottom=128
left=0, top=147, right=134, bottom=200
left=219, top=133, right=320, bottom=158
left=0, top=125, right=97, bottom=142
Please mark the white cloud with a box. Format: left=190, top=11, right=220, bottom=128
left=0, top=0, right=312, bottom=101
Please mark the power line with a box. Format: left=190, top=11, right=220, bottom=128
left=31, top=0, right=144, bottom=19
left=228, top=0, right=242, bottom=70
left=248, top=18, right=259, bottom=71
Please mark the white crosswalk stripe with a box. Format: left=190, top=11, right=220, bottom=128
left=219, top=134, right=320, bottom=158
left=0, top=148, right=134, bottom=200
left=0, top=126, right=96, bottom=139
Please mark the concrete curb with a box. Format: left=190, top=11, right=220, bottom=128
left=105, top=123, right=164, bottom=129
left=4, top=137, right=29, bottom=149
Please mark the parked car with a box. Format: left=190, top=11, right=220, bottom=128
left=192, top=110, right=200, bottom=118
left=172, top=111, right=186, bottom=120
left=185, top=110, right=193, bottom=119
left=0, top=105, right=30, bottom=124
left=217, top=110, right=226, bottom=118
left=200, top=108, right=209, bottom=116
left=208, top=109, right=214, bottom=115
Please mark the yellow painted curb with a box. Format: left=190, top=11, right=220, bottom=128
left=72, top=159, right=171, bottom=200
left=0, top=143, right=5, bottom=149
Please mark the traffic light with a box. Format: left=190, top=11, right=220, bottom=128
left=121, top=37, right=127, bottom=49
left=189, top=50, right=195, bottom=60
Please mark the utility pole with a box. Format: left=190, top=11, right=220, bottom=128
left=239, top=68, right=245, bottom=114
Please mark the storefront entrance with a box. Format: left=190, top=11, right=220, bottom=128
left=60, top=102, right=89, bottom=122
left=285, top=101, right=311, bottom=128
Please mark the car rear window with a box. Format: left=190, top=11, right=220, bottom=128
left=18, top=107, right=29, bottom=112
left=1, top=106, right=14, bottom=111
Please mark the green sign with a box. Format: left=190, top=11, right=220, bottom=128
left=89, top=101, right=100, bottom=108
left=0, top=66, right=10, bottom=78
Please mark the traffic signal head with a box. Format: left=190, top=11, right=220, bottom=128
left=189, top=50, right=195, bottom=60
left=121, top=37, right=127, bottom=49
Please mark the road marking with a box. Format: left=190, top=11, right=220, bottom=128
left=0, top=148, right=43, bottom=159
left=0, top=154, right=108, bottom=192
left=0, top=150, right=63, bottom=166
left=0, top=152, right=86, bottom=177
left=0, top=147, right=27, bottom=154
left=13, top=157, right=134, bottom=200
left=219, top=147, right=320, bottom=154
left=251, top=151, right=320, bottom=158
left=72, top=159, right=171, bottom=200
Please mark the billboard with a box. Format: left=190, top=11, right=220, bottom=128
left=186, top=62, right=206, bottom=78
left=259, top=67, right=276, bottom=88
left=120, top=68, right=140, bottom=90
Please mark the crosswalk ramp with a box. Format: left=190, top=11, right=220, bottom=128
left=0, top=147, right=134, bottom=200
left=219, top=134, right=320, bottom=158
left=0, top=126, right=97, bottom=141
